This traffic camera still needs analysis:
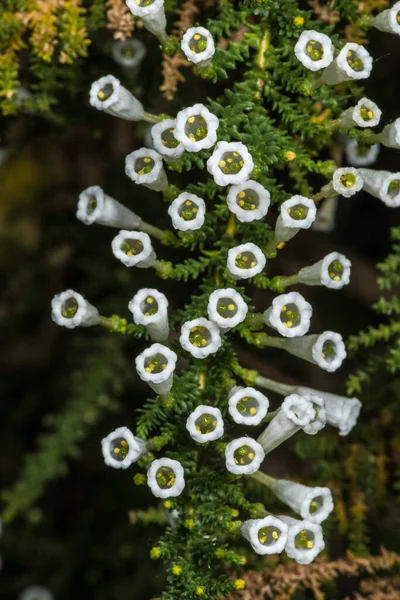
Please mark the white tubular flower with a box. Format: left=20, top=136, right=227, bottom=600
left=89, top=75, right=144, bottom=120
left=321, top=42, right=373, bottom=84
left=358, top=169, right=400, bottom=207
left=185, top=405, right=224, bottom=443
left=228, top=387, right=269, bottom=426
left=302, top=394, right=327, bottom=435
left=345, top=139, right=380, bottom=167
left=279, top=516, right=325, bottom=564
left=298, top=251, right=351, bottom=289
left=112, top=230, right=156, bottom=268
left=269, top=480, right=333, bottom=524
left=373, top=2, right=400, bottom=36
left=242, top=516, right=289, bottom=555
left=128, top=288, right=169, bottom=342
left=225, top=437, right=265, bottom=475
left=77, top=185, right=142, bottom=229
left=51, top=290, right=99, bottom=329
left=168, top=192, right=206, bottom=231
left=338, top=97, right=382, bottom=129
left=179, top=317, right=222, bottom=359
left=297, top=387, right=361, bottom=436
left=135, top=343, right=177, bottom=395
left=226, top=180, right=270, bottom=222
left=101, top=427, right=147, bottom=469
left=207, top=288, right=248, bottom=332
left=207, top=141, right=254, bottom=187
left=227, top=243, right=266, bottom=280
left=19, top=587, right=53, bottom=600
left=257, top=394, right=316, bottom=454
left=111, top=38, right=146, bottom=69
left=275, top=196, right=317, bottom=244
left=377, top=118, right=400, bottom=150
left=175, top=104, right=219, bottom=152
left=330, top=167, right=363, bottom=198
left=263, top=292, right=312, bottom=339
left=126, top=0, right=168, bottom=43
left=125, top=147, right=168, bottom=192
left=294, top=30, right=334, bottom=72
left=283, top=332, right=346, bottom=373
left=181, top=27, right=215, bottom=68
left=147, top=458, right=185, bottom=499
left=150, top=119, right=184, bottom=161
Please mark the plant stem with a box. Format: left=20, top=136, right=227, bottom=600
left=250, top=471, right=276, bottom=488
left=274, top=273, right=301, bottom=289
left=255, top=375, right=296, bottom=396
left=143, top=111, right=164, bottom=124
left=140, top=221, right=170, bottom=240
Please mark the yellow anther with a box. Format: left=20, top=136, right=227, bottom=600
left=144, top=157, right=152, bottom=163
left=188, top=116, right=195, bottom=124
left=219, top=160, right=226, bottom=167
left=239, top=160, right=244, bottom=167
left=113, top=448, right=121, bottom=454
left=334, top=276, right=340, bottom=281
left=248, top=452, right=255, bottom=460
left=189, top=134, right=196, bottom=141
left=228, top=303, right=235, bottom=310
left=227, top=157, right=233, bottom=163
left=239, top=191, right=245, bottom=198
left=282, top=305, right=287, bottom=311
left=194, top=34, right=201, bottom=40
left=147, top=296, right=154, bottom=304
left=97, top=91, right=105, bottom=99
left=285, top=321, right=293, bottom=328
left=250, top=407, right=257, bottom=415
left=233, top=152, right=239, bottom=157
left=120, top=440, right=128, bottom=447
left=307, top=540, right=314, bottom=549
left=277, top=242, right=285, bottom=250
left=239, top=200, right=245, bottom=206
left=185, top=200, right=191, bottom=206
left=250, top=261, right=256, bottom=267
left=272, top=530, right=279, bottom=539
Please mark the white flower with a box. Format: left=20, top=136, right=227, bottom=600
left=147, top=457, right=185, bottom=499
left=179, top=317, right=222, bottom=359
left=126, top=0, right=168, bottom=44
left=111, top=38, right=146, bottom=68
left=128, top=288, right=169, bottom=342
left=274, top=196, right=317, bottom=244
left=345, top=139, right=380, bottom=167
left=207, top=288, right=248, bottom=331
left=294, top=30, right=334, bottom=72
left=268, top=479, right=333, bottom=524
left=358, top=169, right=400, bottom=207
left=373, top=2, right=400, bottom=36
left=302, top=394, right=327, bottom=435
left=226, top=180, right=270, bottom=222
left=89, top=75, right=144, bottom=120
left=377, top=118, right=400, bottom=150
left=339, top=97, right=382, bottom=129
left=282, top=332, right=346, bottom=373
left=227, top=243, right=266, bottom=280
left=112, top=230, right=156, bottom=268
left=321, top=42, right=373, bottom=84
left=207, top=141, right=254, bottom=186
left=331, top=167, right=363, bottom=198
left=225, top=436, right=265, bottom=475
left=298, top=251, right=352, bottom=289
left=168, top=192, right=206, bottom=231
left=77, top=185, right=143, bottom=229
left=279, top=516, right=325, bottom=564
left=297, top=387, right=361, bottom=436
left=51, top=290, right=99, bottom=329
left=263, top=292, right=312, bottom=338
left=257, top=394, right=316, bottom=454
left=175, top=104, right=219, bottom=152
left=135, top=343, right=177, bottom=395
left=181, top=27, right=215, bottom=68
left=228, top=387, right=269, bottom=426
left=150, top=119, right=185, bottom=161
left=125, top=147, right=168, bottom=192
left=242, top=516, right=289, bottom=555
left=101, top=427, right=147, bottom=469
left=19, top=587, right=53, bottom=600
left=186, top=405, right=224, bottom=443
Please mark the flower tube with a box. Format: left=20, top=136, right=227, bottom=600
left=321, top=42, right=373, bottom=84
left=279, top=516, right=325, bottom=564
left=126, top=0, right=168, bottom=45
left=175, top=104, right=219, bottom=152
left=185, top=405, right=224, bottom=443
left=274, top=196, right=317, bottom=244
left=297, top=386, right=361, bottom=436
left=77, top=185, right=143, bottom=229
left=128, top=288, right=169, bottom=341
left=228, top=387, right=269, bottom=426
left=111, top=39, right=146, bottom=69
left=207, top=288, right=248, bottom=332
left=227, top=243, right=266, bottom=280
left=294, top=30, right=334, bottom=71
left=207, top=141, right=254, bottom=186
left=226, top=180, right=270, bottom=222
left=338, top=97, right=382, bottom=129
left=181, top=27, right=215, bottom=68
left=358, top=169, right=400, bottom=207
left=19, top=588, right=53, bottom=600
left=112, top=231, right=156, bottom=268
left=101, top=427, right=147, bottom=469
left=345, top=139, right=380, bottom=167
left=329, top=167, right=363, bottom=198
left=89, top=75, right=144, bottom=120
left=135, top=343, right=177, bottom=394
left=125, top=147, right=168, bottom=192
left=225, top=437, right=265, bottom=475
left=51, top=290, right=100, bottom=329
left=267, top=479, right=333, bottom=524
left=147, top=458, right=185, bottom=499
left=150, top=118, right=185, bottom=161
left=263, top=292, right=312, bottom=338
left=257, top=394, right=316, bottom=454
left=377, top=118, right=400, bottom=150
left=179, top=317, right=222, bottom=359
left=168, top=193, right=206, bottom=231
left=298, top=252, right=351, bottom=289
left=373, top=2, right=400, bottom=36
left=282, top=331, right=347, bottom=373
left=241, top=516, right=289, bottom=555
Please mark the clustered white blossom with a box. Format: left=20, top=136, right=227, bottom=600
left=263, top=292, right=313, bottom=338
left=359, top=169, right=400, bottom=207
left=128, top=288, right=169, bottom=342
left=298, top=252, right=352, bottom=289
left=274, top=196, right=317, bottom=246
left=345, top=139, right=380, bottom=168
left=338, top=97, right=382, bottom=129
left=226, top=180, right=270, bottom=222
left=89, top=75, right=145, bottom=121
left=321, top=42, right=373, bottom=84
left=181, top=27, right=215, bottom=68
left=77, top=185, right=143, bottom=229
left=168, top=192, right=206, bottom=231
left=111, top=230, right=156, bottom=268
